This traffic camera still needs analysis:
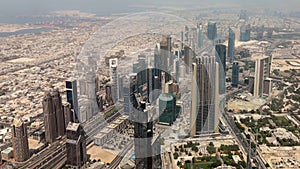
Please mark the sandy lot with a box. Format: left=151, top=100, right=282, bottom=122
left=87, top=145, right=118, bottom=163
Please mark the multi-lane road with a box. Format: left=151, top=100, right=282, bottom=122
left=18, top=106, right=123, bottom=169
left=20, top=138, right=66, bottom=169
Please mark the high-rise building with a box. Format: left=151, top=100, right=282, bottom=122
left=239, top=10, right=249, bottom=21
left=263, top=78, right=272, bottom=96
left=173, top=58, right=180, bottom=83
left=232, top=62, right=239, bottom=88
left=66, top=122, right=87, bottom=169
left=154, top=37, right=171, bottom=79
left=78, top=71, right=98, bottom=122
left=63, top=102, right=76, bottom=128
left=254, top=56, right=271, bottom=97
left=11, top=117, right=30, bottom=162
left=105, top=84, right=113, bottom=105
left=215, top=44, right=226, bottom=94
left=190, top=54, right=219, bottom=136
left=240, top=24, right=251, bottom=42
left=197, top=23, right=204, bottom=48
left=228, top=27, right=235, bottom=63
left=118, top=75, right=124, bottom=101
left=133, top=104, right=161, bottom=169
left=207, top=22, right=217, bottom=41
left=109, top=58, right=119, bottom=103
left=184, top=46, right=193, bottom=72
left=52, top=90, right=65, bottom=136
left=184, top=26, right=189, bottom=44
left=256, top=26, right=264, bottom=40
left=266, top=28, right=273, bottom=39
left=43, top=89, right=66, bottom=143
left=248, top=76, right=255, bottom=94
left=124, top=73, right=139, bottom=119
left=159, top=93, right=176, bottom=126
left=66, top=79, right=79, bottom=121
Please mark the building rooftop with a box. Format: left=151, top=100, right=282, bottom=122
left=66, top=122, right=80, bottom=131
left=12, top=117, right=23, bottom=127
left=159, top=93, right=174, bottom=102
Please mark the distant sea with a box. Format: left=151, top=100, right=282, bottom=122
left=0, top=0, right=144, bottom=24
left=0, top=27, right=55, bottom=38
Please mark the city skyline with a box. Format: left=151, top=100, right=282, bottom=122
left=0, top=2, right=300, bottom=169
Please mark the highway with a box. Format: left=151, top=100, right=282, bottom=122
left=18, top=106, right=122, bottom=169
left=223, top=111, right=266, bottom=169
left=222, top=86, right=267, bottom=169
left=20, top=138, right=66, bottom=169
left=108, top=142, right=134, bottom=169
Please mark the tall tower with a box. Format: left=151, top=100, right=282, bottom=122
left=228, top=27, right=235, bottom=63
left=240, top=24, right=251, bottom=42
left=159, top=38, right=170, bottom=73
left=12, top=117, right=30, bottom=162
left=215, top=44, right=226, bottom=95
left=232, top=61, right=239, bottom=88
left=52, top=89, right=65, bottom=136
left=190, top=54, right=219, bottom=136
left=184, top=46, right=193, bottom=73
left=133, top=104, right=161, bottom=169
left=43, top=90, right=66, bottom=143
left=43, top=92, right=57, bottom=143
left=66, top=79, right=79, bottom=121
left=66, top=122, right=87, bottom=169
left=254, top=56, right=270, bottom=97
left=109, top=58, right=119, bottom=103
left=197, top=23, right=204, bottom=48
left=207, top=22, right=217, bottom=41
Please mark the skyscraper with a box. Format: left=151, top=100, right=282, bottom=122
left=207, top=22, right=217, bottom=41
left=63, top=102, right=76, bottom=128
left=239, top=10, right=249, bottom=21
left=109, top=58, right=119, bottom=103
left=43, top=89, right=66, bottom=143
left=240, top=24, right=251, bottom=42
left=263, top=78, right=272, bottom=96
left=11, top=117, right=30, bottom=162
left=184, top=46, right=193, bottom=73
left=197, top=23, right=204, bottom=48
left=159, top=93, right=176, bottom=126
left=232, top=61, right=239, bottom=88
left=190, top=54, right=219, bottom=136
left=52, top=90, right=65, bottom=136
left=254, top=56, right=271, bottom=97
left=133, top=104, right=161, bottom=169
left=66, top=122, right=87, bottom=169
left=159, top=37, right=171, bottom=73
left=228, top=27, right=235, bottom=63
left=66, top=79, right=79, bottom=121
left=215, top=44, right=226, bottom=95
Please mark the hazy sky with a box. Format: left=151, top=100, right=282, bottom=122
left=0, top=0, right=299, bottom=17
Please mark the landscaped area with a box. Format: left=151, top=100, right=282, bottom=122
left=174, top=142, right=246, bottom=169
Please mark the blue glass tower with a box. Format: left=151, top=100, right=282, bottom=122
left=207, top=22, right=217, bottom=41
left=228, top=27, right=235, bottom=63
left=232, top=61, right=239, bottom=88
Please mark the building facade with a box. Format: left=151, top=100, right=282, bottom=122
left=66, top=79, right=79, bottom=121
left=11, top=117, right=30, bottom=162
left=215, top=44, right=226, bottom=95
left=254, top=56, right=271, bottom=97
left=232, top=61, right=239, bottom=88
left=43, top=89, right=66, bottom=143
left=207, top=22, right=217, bottom=41
left=159, top=93, right=176, bottom=126
left=133, top=105, right=161, bottom=169
left=66, top=123, right=87, bottom=169
left=190, top=54, right=220, bottom=136
left=228, top=27, right=235, bottom=63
